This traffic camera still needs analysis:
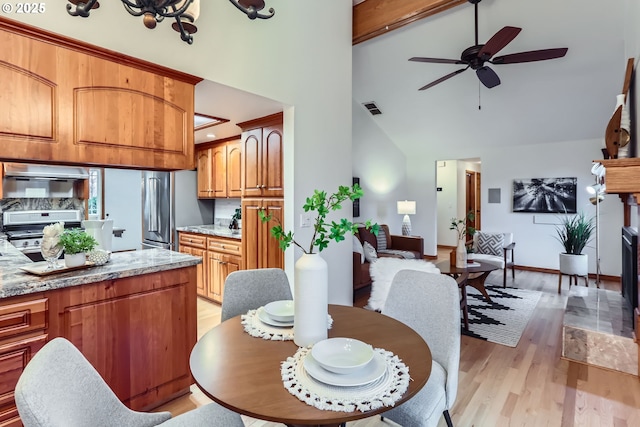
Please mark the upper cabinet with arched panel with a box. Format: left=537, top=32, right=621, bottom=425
left=0, top=18, right=201, bottom=170
left=238, top=112, right=283, bottom=198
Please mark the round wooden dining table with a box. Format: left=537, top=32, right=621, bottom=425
left=190, top=304, right=432, bottom=427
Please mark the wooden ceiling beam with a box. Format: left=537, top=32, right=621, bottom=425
left=353, top=0, right=467, bottom=45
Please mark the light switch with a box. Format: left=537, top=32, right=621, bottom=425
left=300, top=213, right=312, bottom=228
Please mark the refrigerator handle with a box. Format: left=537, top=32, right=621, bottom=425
left=147, top=177, right=161, bottom=233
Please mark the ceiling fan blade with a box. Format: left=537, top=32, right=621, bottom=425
left=476, top=66, right=500, bottom=88
left=409, top=57, right=466, bottom=65
left=478, top=26, right=522, bottom=60
left=419, top=68, right=468, bottom=91
left=491, top=48, right=568, bottom=64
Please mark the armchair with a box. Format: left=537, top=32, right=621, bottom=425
left=471, top=231, right=516, bottom=287
left=353, top=224, right=424, bottom=293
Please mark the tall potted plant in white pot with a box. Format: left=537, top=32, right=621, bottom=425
left=555, top=211, right=594, bottom=278
left=259, top=183, right=378, bottom=347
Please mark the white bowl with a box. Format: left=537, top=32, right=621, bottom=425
left=263, top=300, right=294, bottom=322
left=311, top=338, right=374, bottom=375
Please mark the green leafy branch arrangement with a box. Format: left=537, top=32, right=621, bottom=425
left=259, top=183, right=379, bottom=254
left=449, top=210, right=476, bottom=241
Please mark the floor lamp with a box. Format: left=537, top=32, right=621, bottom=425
left=588, top=181, right=605, bottom=288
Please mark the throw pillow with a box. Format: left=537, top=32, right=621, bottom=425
left=352, top=235, right=365, bottom=264
left=363, top=241, right=378, bottom=263
left=376, top=227, right=387, bottom=251
left=476, top=232, right=504, bottom=257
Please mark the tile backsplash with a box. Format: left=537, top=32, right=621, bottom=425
left=214, top=199, right=241, bottom=228
left=0, top=198, right=85, bottom=227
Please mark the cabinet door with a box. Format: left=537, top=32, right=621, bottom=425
left=208, top=252, right=223, bottom=303
left=226, top=140, right=243, bottom=198
left=60, top=281, right=193, bottom=410
left=241, top=128, right=263, bottom=197
left=0, top=334, right=47, bottom=427
left=220, top=254, right=241, bottom=302
left=261, top=199, right=284, bottom=268
left=242, top=199, right=262, bottom=270
left=196, top=149, right=212, bottom=198
left=0, top=31, right=62, bottom=160
left=211, top=144, right=227, bottom=198
left=179, top=245, right=206, bottom=297
left=261, top=124, right=284, bottom=197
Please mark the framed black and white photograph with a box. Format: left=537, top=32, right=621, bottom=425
left=512, top=177, right=577, bottom=213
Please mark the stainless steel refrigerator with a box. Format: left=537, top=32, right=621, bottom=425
left=141, top=170, right=214, bottom=250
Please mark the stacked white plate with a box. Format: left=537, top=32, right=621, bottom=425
left=304, top=338, right=386, bottom=386
left=257, top=300, right=294, bottom=327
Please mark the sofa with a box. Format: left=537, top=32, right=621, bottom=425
left=353, top=224, right=424, bottom=293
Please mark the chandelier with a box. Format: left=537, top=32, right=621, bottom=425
left=66, top=0, right=275, bottom=45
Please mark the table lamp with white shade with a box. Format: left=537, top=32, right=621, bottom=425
left=397, top=200, right=416, bottom=236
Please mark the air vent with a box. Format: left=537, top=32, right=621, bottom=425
left=363, top=102, right=382, bottom=116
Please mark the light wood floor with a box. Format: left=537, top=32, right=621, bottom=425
left=157, top=255, right=640, bottom=427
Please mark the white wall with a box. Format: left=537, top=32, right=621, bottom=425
left=353, top=113, right=624, bottom=275
left=13, top=1, right=355, bottom=303
left=104, top=169, right=141, bottom=252
left=352, top=100, right=408, bottom=237
left=436, top=160, right=458, bottom=247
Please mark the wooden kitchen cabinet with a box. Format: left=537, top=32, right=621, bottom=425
left=0, top=19, right=200, bottom=170
left=242, top=198, right=284, bottom=270
left=195, top=137, right=242, bottom=199
left=178, top=232, right=207, bottom=297
left=238, top=113, right=284, bottom=198
left=46, top=267, right=197, bottom=411
left=206, top=236, right=242, bottom=303
left=0, top=295, right=48, bottom=426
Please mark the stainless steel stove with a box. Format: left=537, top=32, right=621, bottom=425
left=3, top=210, right=82, bottom=260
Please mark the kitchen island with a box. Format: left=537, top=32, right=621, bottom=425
left=0, top=241, right=201, bottom=425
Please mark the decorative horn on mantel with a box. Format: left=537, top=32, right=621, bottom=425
left=604, top=58, right=634, bottom=159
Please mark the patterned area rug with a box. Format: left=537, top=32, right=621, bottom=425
left=462, top=285, right=542, bottom=347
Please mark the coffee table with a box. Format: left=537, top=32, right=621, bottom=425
left=437, top=260, right=499, bottom=303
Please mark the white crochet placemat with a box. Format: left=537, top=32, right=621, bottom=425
left=241, top=309, right=333, bottom=341
left=281, top=346, right=410, bottom=413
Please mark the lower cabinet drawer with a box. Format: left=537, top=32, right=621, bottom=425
left=0, top=298, right=47, bottom=341
left=0, top=333, right=48, bottom=426
left=207, top=238, right=242, bottom=256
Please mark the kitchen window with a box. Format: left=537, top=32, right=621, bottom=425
left=88, top=168, right=103, bottom=219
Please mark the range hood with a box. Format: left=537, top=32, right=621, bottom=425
left=3, top=163, right=89, bottom=180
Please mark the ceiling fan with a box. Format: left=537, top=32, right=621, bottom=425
left=410, top=0, right=568, bottom=91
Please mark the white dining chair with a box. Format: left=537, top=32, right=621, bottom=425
left=221, top=268, right=293, bottom=322
left=381, top=269, right=461, bottom=427
left=15, top=338, right=244, bottom=427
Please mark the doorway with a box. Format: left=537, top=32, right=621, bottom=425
left=436, top=158, right=482, bottom=248
left=466, top=170, right=481, bottom=233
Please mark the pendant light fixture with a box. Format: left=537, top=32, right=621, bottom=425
left=66, top=0, right=275, bottom=45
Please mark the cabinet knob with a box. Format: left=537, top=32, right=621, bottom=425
left=261, top=184, right=266, bottom=188
left=256, top=185, right=260, bottom=189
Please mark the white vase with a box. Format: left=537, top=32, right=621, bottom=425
left=456, top=240, right=467, bottom=268
left=559, top=253, right=588, bottom=276
left=64, top=252, right=86, bottom=268
left=293, top=253, right=328, bottom=347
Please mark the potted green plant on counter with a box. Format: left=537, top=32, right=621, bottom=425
left=555, top=211, right=594, bottom=278
left=59, top=228, right=98, bottom=268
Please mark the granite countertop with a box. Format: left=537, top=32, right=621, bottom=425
left=177, top=225, right=242, bottom=240
left=0, top=240, right=201, bottom=299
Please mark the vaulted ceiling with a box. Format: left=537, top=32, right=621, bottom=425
left=196, top=0, right=627, bottom=155
left=352, top=0, right=627, bottom=154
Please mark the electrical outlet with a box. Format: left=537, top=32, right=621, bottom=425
left=300, top=213, right=312, bottom=228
